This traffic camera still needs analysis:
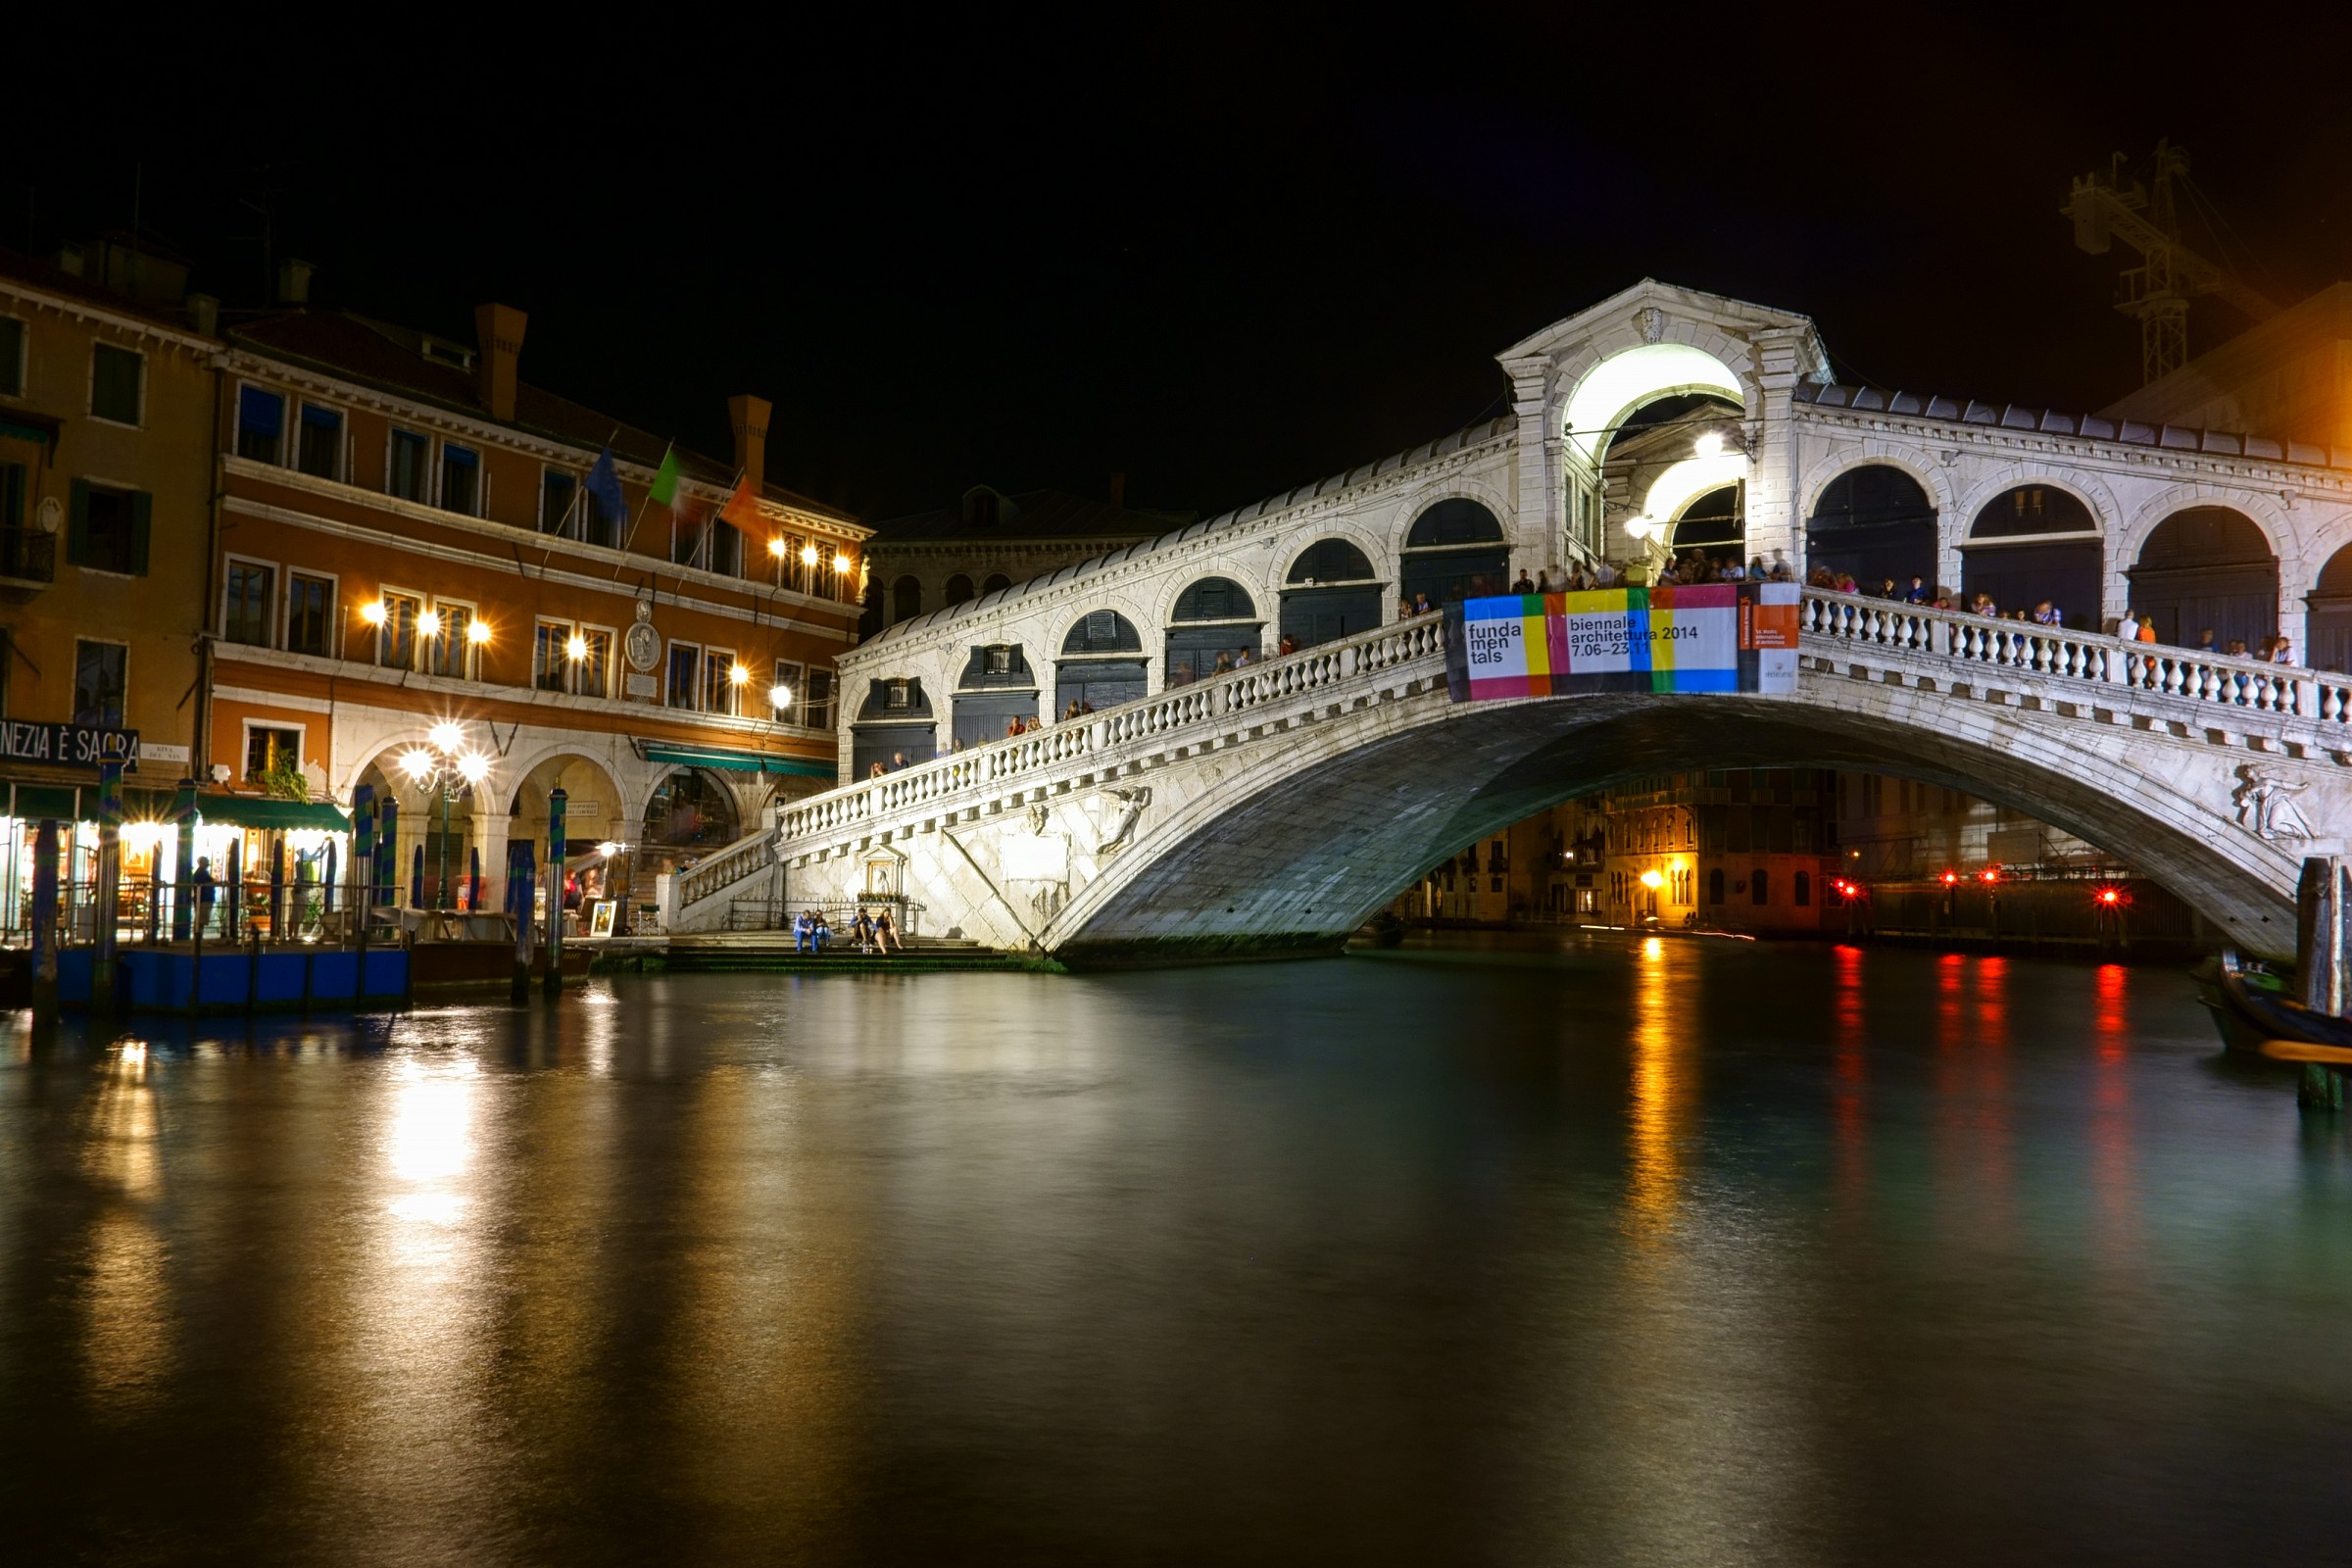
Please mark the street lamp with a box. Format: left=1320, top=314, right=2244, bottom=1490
left=400, top=725, right=491, bottom=911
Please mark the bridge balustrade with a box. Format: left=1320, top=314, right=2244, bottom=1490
left=1801, top=592, right=2352, bottom=727
left=782, top=615, right=1448, bottom=842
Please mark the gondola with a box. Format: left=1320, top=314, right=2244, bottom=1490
left=2199, top=949, right=2352, bottom=1060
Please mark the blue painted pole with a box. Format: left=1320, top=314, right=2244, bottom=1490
left=410, top=844, right=424, bottom=909
left=377, top=798, right=400, bottom=908
left=170, top=778, right=197, bottom=941
left=544, top=787, right=566, bottom=996
left=510, top=839, right=536, bottom=1003
left=93, top=762, right=122, bottom=1015
left=28, top=817, right=59, bottom=1023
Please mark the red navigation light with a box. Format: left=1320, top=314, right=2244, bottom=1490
left=1940, top=871, right=1959, bottom=886
left=1980, top=868, right=1999, bottom=883
left=2095, top=887, right=2125, bottom=906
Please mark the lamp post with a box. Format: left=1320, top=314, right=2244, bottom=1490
left=399, top=722, right=491, bottom=912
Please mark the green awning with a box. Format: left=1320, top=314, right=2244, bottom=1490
left=190, top=795, right=351, bottom=830
left=0, top=412, right=60, bottom=450
left=641, top=744, right=835, bottom=781
left=12, top=784, right=78, bottom=819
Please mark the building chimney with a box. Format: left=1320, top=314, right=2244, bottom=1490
left=728, top=394, right=770, bottom=492
left=277, top=258, right=314, bottom=306
left=1108, top=471, right=1126, bottom=509
left=473, top=303, right=527, bottom=423
left=185, top=293, right=220, bottom=338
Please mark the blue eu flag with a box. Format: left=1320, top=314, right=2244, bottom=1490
left=585, top=446, right=626, bottom=527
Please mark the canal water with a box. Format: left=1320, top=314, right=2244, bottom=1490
left=3, top=935, right=2350, bottom=1565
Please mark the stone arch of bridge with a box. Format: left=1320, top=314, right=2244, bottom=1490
left=1374, top=472, right=1520, bottom=565
left=1558, top=341, right=1753, bottom=465
left=1039, top=694, right=2299, bottom=964
left=1798, top=448, right=1958, bottom=526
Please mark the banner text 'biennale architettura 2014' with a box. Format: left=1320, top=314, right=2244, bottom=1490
left=1443, top=583, right=1798, bottom=701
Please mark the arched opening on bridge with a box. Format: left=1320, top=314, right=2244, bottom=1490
left=1280, top=538, right=1384, bottom=650
left=1400, top=500, right=1508, bottom=608
left=981, top=572, right=1012, bottom=596
left=1057, top=610, right=1146, bottom=715
left=891, top=574, right=924, bottom=625
left=1166, top=577, right=1261, bottom=685
left=2131, top=507, right=2278, bottom=651
left=944, top=573, right=975, bottom=608
left=851, top=676, right=936, bottom=775
left=1962, top=485, right=2101, bottom=629
left=953, top=641, right=1040, bottom=745
left=641, top=768, right=739, bottom=861
left=1666, top=483, right=1742, bottom=564
left=1561, top=342, right=1747, bottom=564
left=2307, top=546, right=2352, bottom=673
left=1808, top=466, right=1936, bottom=593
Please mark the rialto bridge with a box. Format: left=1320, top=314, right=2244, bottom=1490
left=672, top=280, right=2352, bottom=961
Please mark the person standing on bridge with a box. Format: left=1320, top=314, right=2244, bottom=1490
left=1903, top=575, right=1930, bottom=604
left=2272, top=636, right=2295, bottom=665
left=1513, top=569, right=1536, bottom=594
left=2198, top=627, right=2220, bottom=655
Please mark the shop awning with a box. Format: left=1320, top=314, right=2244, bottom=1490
left=11, top=783, right=78, bottom=819
left=0, top=409, right=61, bottom=454
left=639, top=743, right=835, bottom=781
left=190, top=795, right=351, bottom=830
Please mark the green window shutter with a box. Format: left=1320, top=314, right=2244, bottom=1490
left=67, top=479, right=90, bottom=566
left=128, top=491, right=152, bottom=575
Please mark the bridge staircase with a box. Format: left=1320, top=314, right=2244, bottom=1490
left=663, top=929, right=1022, bottom=973
left=661, top=823, right=782, bottom=934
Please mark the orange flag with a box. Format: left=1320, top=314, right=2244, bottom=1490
left=719, top=476, right=760, bottom=528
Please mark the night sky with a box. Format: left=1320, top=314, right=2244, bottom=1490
left=15, top=14, right=2349, bottom=523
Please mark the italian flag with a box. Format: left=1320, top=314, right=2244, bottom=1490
left=649, top=445, right=682, bottom=509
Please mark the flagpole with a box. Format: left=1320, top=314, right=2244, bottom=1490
left=618, top=440, right=674, bottom=561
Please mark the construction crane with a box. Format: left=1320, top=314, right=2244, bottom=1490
left=2063, top=140, right=2278, bottom=385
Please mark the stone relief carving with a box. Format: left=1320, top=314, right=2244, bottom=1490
left=1025, top=803, right=1051, bottom=835
left=2234, top=763, right=2315, bottom=842
left=1638, top=307, right=1665, bottom=344
left=1095, top=788, right=1152, bottom=857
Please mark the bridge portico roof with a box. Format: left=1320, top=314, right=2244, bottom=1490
left=1794, top=381, right=2352, bottom=474
left=859, top=415, right=1516, bottom=649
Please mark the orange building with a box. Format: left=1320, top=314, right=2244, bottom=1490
left=207, top=291, right=867, bottom=912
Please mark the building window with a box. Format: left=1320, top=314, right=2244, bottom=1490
left=577, top=628, right=612, bottom=700
left=1793, top=869, right=1812, bottom=906
left=1752, top=868, right=1770, bottom=906
left=223, top=560, right=275, bottom=646
left=90, top=344, right=142, bottom=425
left=73, top=639, right=126, bottom=727
left=245, top=725, right=301, bottom=783
left=0, top=317, right=23, bottom=397
left=388, top=429, right=430, bottom=502
left=704, top=648, right=739, bottom=715
left=771, top=660, right=805, bottom=723
left=667, top=643, right=702, bottom=709
left=286, top=572, right=332, bottom=657
left=541, top=469, right=577, bottom=535
left=803, top=668, right=834, bottom=729
left=377, top=592, right=421, bottom=670
left=440, top=443, right=480, bottom=515
left=236, top=386, right=284, bottom=463
left=296, top=404, right=342, bottom=479
left=69, top=481, right=147, bottom=574
left=671, top=514, right=705, bottom=567
left=431, top=602, right=474, bottom=678
left=534, top=621, right=569, bottom=692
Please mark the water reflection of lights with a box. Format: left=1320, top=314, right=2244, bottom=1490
left=1625, top=937, right=1688, bottom=1240
left=389, top=1056, right=477, bottom=1189
left=81, top=1038, right=172, bottom=1414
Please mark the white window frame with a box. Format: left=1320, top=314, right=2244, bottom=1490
left=282, top=567, right=339, bottom=658
left=533, top=616, right=574, bottom=693
left=427, top=595, right=480, bottom=681
left=86, top=341, right=146, bottom=429
left=240, top=718, right=307, bottom=784
left=220, top=552, right=281, bottom=647
left=233, top=380, right=286, bottom=465
left=540, top=465, right=582, bottom=537
left=376, top=585, right=425, bottom=671
left=384, top=425, right=432, bottom=503
left=575, top=621, right=617, bottom=700
left=437, top=438, right=482, bottom=517
left=72, top=635, right=131, bottom=727
left=0, top=312, right=30, bottom=400
left=705, top=645, right=739, bottom=715
left=771, top=658, right=807, bottom=724
left=295, top=399, right=346, bottom=482
left=667, top=639, right=703, bottom=710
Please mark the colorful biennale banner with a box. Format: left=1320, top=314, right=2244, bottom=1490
left=1444, top=582, right=1799, bottom=701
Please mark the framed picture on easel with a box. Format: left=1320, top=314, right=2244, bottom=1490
left=589, top=900, right=617, bottom=939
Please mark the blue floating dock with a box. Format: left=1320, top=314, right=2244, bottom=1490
left=58, top=947, right=410, bottom=1015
